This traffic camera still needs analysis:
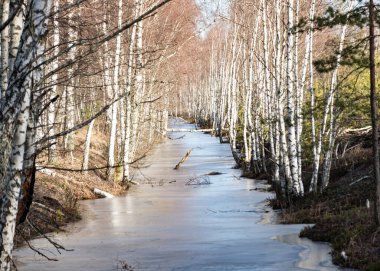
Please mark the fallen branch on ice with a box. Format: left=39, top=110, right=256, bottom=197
left=94, top=188, right=115, bottom=198
left=205, top=171, right=224, bottom=175
left=174, top=148, right=192, bottom=169
left=168, top=134, right=186, bottom=140
left=186, top=176, right=211, bottom=185
left=167, top=128, right=211, bottom=133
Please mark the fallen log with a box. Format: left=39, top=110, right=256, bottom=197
left=33, top=202, right=60, bottom=215
left=342, top=126, right=371, bottom=135
left=129, top=180, right=140, bottom=185
left=205, top=171, right=224, bottom=176
left=94, top=188, right=115, bottom=198
left=168, top=134, right=186, bottom=140
left=349, top=175, right=371, bottom=186
left=36, top=166, right=57, bottom=177
left=167, top=128, right=214, bottom=133
left=174, top=148, right=192, bottom=169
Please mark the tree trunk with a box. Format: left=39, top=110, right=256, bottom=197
left=0, top=87, right=30, bottom=271
left=310, top=20, right=349, bottom=192
left=130, top=0, right=145, bottom=160
left=82, top=119, right=95, bottom=174
left=47, top=0, right=59, bottom=163
left=63, top=0, right=78, bottom=161
left=369, top=0, right=380, bottom=225
left=122, top=4, right=138, bottom=184
left=286, top=0, right=303, bottom=196
left=8, top=0, right=24, bottom=79
left=0, top=2, right=52, bottom=268
left=105, top=0, right=123, bottom=182
left=1, top=0, right=10, bottom=97
left=308, top=0, right=317, bottom=192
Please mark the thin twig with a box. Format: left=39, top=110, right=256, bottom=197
left=36, top=154, right=146, bottom=172
left=349, top=176, right=371, bottom=186
left=26, top=218, right=73, bottom=254
left=23, top=236, right=58, bottom=262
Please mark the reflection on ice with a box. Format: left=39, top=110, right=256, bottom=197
left=275, top=234, right=355, bottom=271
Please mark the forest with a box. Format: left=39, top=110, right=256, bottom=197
left=0, top=0, right=379, bottom=270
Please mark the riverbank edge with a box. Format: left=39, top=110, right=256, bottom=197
left=245, top=162, right=379, bottom=271
left=14, top=127, right=130, bottom=249
left=254, top=182, right=345, bottom=271
left=15, top=175, right=128, bottom=249
left=188, top=116, right=379, bottom=271
left=263, top=160, right=379, bottom=271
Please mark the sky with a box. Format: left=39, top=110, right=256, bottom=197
left=195, top=0, right=230, bottom=38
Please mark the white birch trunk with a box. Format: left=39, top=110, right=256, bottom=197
left=122, top=4, right=138, bottom=183
left=271, top=0, right=282, bottom=187
left=47, top=0, right=59, bottom=163
left=8, top=0, right=24, bottom=80
left=107, top=0, right=123, bottom=181
left=130, top=0, right=145, bottom=160
left=310, top=22, right=349, bottom=192
left=286, top=0, right=303, bottom=196
left=0, top=87, right=30, bottom=271
left=0, top=0, right=10, bottom=97
left=123, top=95, right=132, bottom=183
left=306, top=0, right=318, bottom=192
left=82, top=119, right=95, bottom=174
left=63, top=0, right=78, bottom=160
left=0, top=1, right=52, bottom=268
left=319, top=2, right=354, bottom=190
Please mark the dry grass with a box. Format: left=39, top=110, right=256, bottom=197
left=37, top=127, right=128, bottom=199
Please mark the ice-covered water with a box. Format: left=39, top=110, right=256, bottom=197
left=14, top=119, right=350, bottom=271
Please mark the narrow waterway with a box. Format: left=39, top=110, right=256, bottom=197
left=15, top=119, right=349, bottom=271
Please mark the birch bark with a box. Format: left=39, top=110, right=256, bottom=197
left=123, top=4, right=138, bottom=183
left=1, top=0, right=10, bottom=97
left=310, top=21, right=349, bottom=192
left=8, top=0, right=24, bottom=80
left=286, top=0, right=303, bottom=196
left=130, top=0, right=145, bottom=160
left=0, top=1, right=52, bottom=269
left=82, top=120, right=95, bottom=174
left=63, top=0, right=78, bottom=161
left=107, top=0, right=123, bottom=181
left=47, top=0, right=59, bottom=163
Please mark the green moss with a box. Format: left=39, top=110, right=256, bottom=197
left=366, top=261, right=380, bottom=271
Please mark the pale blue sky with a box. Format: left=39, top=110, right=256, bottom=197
left=195, top=0, right=230, bottom=38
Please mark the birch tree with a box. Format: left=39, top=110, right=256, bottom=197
left=0, top=1, right=53, bottom=269
left=106, top=0, right=123, bottom=181
left=309, top=9, right=351, bottom=192
left=63, top=0, right=78, bottom=161
left=0, top=0, right=10, bottom=97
